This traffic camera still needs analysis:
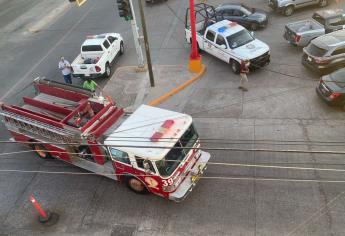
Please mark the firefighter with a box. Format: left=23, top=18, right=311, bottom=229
left=82, top=78, right=99, bottom=93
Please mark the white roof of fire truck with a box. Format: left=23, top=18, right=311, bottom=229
left=104, top=105, right=192, bottom=160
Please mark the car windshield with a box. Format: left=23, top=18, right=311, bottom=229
left=156, top=125, right=199, bottom=177
left=226, top=29, right=254, bottom=49
left=312, top=14, right=326, bottom=26
left=306, top=43, right=327, bottom=57
left=330, top=69, right=345, bottom=88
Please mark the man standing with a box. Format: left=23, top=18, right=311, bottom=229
left=82, top=78, right=99, bottom=92
left=239, top=59, right=250, bottom=92
left=58, top=57, right=72, bottom=84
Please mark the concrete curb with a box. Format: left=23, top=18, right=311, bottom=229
left=27, top=1, right=71, bottom=33
left=148, top=65, right=206, bottom=107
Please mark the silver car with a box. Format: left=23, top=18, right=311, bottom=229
left=269, top=0, right=328, bottom=16
left=302, top=29, right=345, bottom=74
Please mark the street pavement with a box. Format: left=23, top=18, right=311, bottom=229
left=1, top=0, right=345, bottom=235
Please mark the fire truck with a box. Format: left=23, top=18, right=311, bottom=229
left=0, top=78, right=210, bottom=201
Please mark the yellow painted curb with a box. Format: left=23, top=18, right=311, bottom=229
left=148, top=64, right=206, bottom=107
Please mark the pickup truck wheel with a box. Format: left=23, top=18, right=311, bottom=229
left=230, top=59, right=240, bottom=74
left=190, top=38, right=201, bottom=53
left=33, top=144, right=51, bottom=159
left=250, top=23, right=259, bottom=31
left=120, top=41, right=124, bottom=55
left=126, top=177, right=148, bottom=194
left=319, top=0, right=327, bottom=7
left=283, top=6, right=294, bottom=16
left=105, top=63, right=111, bottom=78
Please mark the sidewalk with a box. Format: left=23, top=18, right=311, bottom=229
left=103, top=65, right=204, bottom=112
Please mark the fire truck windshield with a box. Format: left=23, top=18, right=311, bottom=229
left=156, top=125, right=199, bottom=177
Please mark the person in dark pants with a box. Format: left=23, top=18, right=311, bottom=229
left=58, top=57, right=72, bottom=84
left=239, top=59, right=250, bottom=91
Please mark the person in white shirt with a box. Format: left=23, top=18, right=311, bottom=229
left=58, top=57, right=72, bottom=84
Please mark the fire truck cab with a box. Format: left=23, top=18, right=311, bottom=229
left=0, top=78, right=210, bottom=202
left=105, top=105, right=210, bottom=201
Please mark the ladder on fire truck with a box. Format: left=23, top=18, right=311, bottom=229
left=0, top=109, right=78, bottom=144
left=0, top=108, right=118, bottom=180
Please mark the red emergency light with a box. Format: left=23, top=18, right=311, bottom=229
left=150, top=119, right=175, bottom=142
left=162, top=119, right=174, bottom=129
left=229, top=22, right=237, bottom=27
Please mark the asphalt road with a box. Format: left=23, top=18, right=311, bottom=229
left=1, top=0, right=345, bottom=235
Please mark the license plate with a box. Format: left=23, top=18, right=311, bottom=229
left=85, top=74, right=90, bottom=77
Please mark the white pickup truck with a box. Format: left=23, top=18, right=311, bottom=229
left=71, top=33, right=124, bottom=79
left=185, top=20, right=270, bottom=74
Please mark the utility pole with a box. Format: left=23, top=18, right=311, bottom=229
left=188, top=0, right=203, bottom=73
left=138, top=0, right=155, bottom=87
left=129, top=0, right=145, bottom=68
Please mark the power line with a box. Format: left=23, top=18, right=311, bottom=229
left=3, top=148, right=345, bottom=174
left=2, top=140, right=345, bottom=157
left=1, top=168, right=345, bottom=183
left=3, top=136, right=345, bottom=146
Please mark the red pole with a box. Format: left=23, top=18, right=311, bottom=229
left=30, top=195, right=47, bottom=219
left=189, top=0, right=199, bottom=60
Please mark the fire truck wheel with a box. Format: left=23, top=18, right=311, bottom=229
left=126, top=177, right=148, bottom=194
left=33, top=144, right=51, bottom=159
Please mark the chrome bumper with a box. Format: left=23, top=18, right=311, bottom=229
left=169, top=151, right=211, bottom=202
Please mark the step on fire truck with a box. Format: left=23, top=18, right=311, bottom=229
left=0, top=78, right=210, bottom=201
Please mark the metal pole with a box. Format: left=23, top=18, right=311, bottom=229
left=189, top=0, right=199, bottom=60
left=129, top=0, right=145, bottom=68
left=138, top=0, right=155, bottom=87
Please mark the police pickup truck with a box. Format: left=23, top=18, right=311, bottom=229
left=71, top=33, right=124, bottom=79
left=185, top=20, right=270, bottom=74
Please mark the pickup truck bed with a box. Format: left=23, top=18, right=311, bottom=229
left=284, top=19, right=324, bottom=47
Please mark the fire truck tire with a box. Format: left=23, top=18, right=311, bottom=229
left=33, top=144, right=51, bottom=159
left=126, top=177, right=148, bottom=194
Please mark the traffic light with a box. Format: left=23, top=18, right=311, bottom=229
left=117, top=0, right=133, bottom=21
left=68, top=0, right=87, bottom=7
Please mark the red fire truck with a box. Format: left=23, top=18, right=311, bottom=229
left=0, top=78, right=210, bottom=201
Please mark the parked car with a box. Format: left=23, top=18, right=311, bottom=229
left=71, top=33, right=124, bottom=79
left=269, top=0, right=328, bottom=16
left=284, top=9, right=345, bottom=46
left=302, top=29, right=345, bottom=74
left=215, top=3, right=268, bottom=30
left=316, top=68, right=345, bottom=110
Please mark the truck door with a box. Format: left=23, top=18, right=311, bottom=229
left=204, top=29, right=218, bottom=57
left=109, top=148, right=133, bottom=176
left=102, top=40, right=113, bottom=63
left=107, top=36, right=118, bottom=62
left=214, top=34, right=230, bottom=62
